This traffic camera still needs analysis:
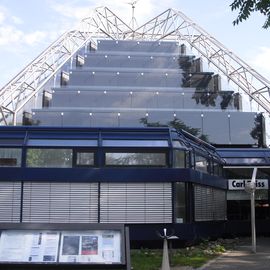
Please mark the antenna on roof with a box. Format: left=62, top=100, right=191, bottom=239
left=128, top=0, right=139, bottom=33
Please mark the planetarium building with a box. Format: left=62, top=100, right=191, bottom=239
left=0, top=7, right=270, bottom=249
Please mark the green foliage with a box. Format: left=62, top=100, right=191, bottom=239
left=131, top=239, right=236, bottom=270
left=131, top=249, right=162, bottom=270
left=231, top=0, right=270, bottom=28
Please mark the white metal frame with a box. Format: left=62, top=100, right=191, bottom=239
left=0, top=7, right=132, bottom=125
left=1, top=7, right=270, bottom=125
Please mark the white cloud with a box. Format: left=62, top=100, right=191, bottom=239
left=47, top=0, right=174, bottom=29
left=0, top=5, right=23, bottom=25
left=0, top=25, right=23, bottom=46
left=0, top=4, right=47, bottom=48
left=24, top=31, right=47, bottom=46
left=0, top=24, right=48, bottom=47
left=250, top=47, right=270, bottom=78
left=0, top=11, right=5, bottom=24
left=11, top=16, right=23, bottom=25
left=50, top=3, right=91, bottom=21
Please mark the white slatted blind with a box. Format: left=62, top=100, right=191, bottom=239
left=100, top=182, right=172, bottom=223
left=22, top=182, right=98, bottom=223
left=213, top=189, right=227, bottom=220
left=0, top=181, right=21, bottom=222
left=194, top=185, right=226, bottom=221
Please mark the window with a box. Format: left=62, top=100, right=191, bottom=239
left=27, top=139, right=97, bottom=147
left=173, top=150, right=185, bottom=168
left=105, top=152, right=167, bottom=166
left=172, top=140, right=185, bottom=148
left=0, top=148, right=22, bottom=167
left=26, top=148, right=72, bottom=168
left=102, top=140, right=168, bottom=147
left=213, top=162, right=223, bottom=176
left=175, top=182, right=186, bottom=223
left=224, top=157, right=266, bottom=165
left=195, top=154, right=208, bottom=173
left=194, top=185, right=226, bottom=221
left=76, top=152, right=94, bottom=166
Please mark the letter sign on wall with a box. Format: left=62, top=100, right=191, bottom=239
left=228, top=179, right=268, bottom=190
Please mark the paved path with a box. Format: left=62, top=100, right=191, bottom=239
left=199, top=237, right=270, bottom=270
left=168, top=237, right=270, bottom=270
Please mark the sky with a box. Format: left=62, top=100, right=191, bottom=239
left=0, top=0, right=270, bottom=89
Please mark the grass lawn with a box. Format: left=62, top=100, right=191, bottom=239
left=131, top=239, right=236, bottom=270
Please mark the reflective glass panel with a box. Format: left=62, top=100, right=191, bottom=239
left=173, top=150, right=185, bottom=168
left=203, top=112, right=230, bottom=144
left=84, top=54, right=180, bottom=69
left=27, top=139, right=97, bottom=147
left=32, top=111, right=62, bottom=126
left=195, top=154, right=208, bottom=173
left=172, top=140, right=185, bottom=148
left=229, top=112, right=258, bottom=145
left=224, top=157, right=266, bottom=165
left=175, top=182, right=186, bottom=223
left=171, top=112, right=202, bottom=138
left=76, top=152, right=94, bottom=166
left=26, top=148, right=73, bottom=168
left=105, top=152, right=167, bottom=166
left=53, top=91, right=133, bottom=108
left=91, top=112, right=119, bottom=127
left=69, top=71, right=182, bottom=88
left=172, top=92, right=185, bottom=109
left=118, top=111, right=147, bottom=127
left=227, top=190, right=268, bottom=200
left=97, top=40, right=180, bottom=53
left=213, top=162, right=223, bottom=177
left=103, top=140, right=168, bottom=147
left=0, top=148, right=22, bottom=167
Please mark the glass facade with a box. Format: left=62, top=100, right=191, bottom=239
left=105, top=152, right=167, bottom=166
left=76, top=152, right=95, bottom=166
left=31, top=39, right=263, bottom=147
left=0, top=148, right=22, bottom=167
left=175, top=182, right=186, bottom=223
left=26, top=148, right=73, bottom=168
left=173, top=150, right=186, bottom=168
left=195, top=154, right=208, bottom=173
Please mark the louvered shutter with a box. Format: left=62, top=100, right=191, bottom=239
left=100, top=182, right=172, bottom=223
left=194, top=185, right=226, bottom=221
left=22, top=182, right=98, bottom=223
left=0, top=181, right=21, bottom=222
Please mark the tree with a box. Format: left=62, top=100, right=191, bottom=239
left=231, top=0, right=270, bottom=28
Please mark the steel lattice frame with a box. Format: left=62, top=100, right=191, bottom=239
left=1, top=7, right=270, bottom=125
left=0, top=7, right=132, bottom=125
left=131, top=9, right=270, bottom=112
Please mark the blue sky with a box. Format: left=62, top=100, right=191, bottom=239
left=0, top=0, right=269, bottom=88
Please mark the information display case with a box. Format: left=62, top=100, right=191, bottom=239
left=0, top=223, right=130, bottom=270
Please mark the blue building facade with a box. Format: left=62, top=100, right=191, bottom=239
left=0, top=126, right=227, bottom=243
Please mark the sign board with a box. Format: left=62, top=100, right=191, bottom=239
left=228, top=179, right=268, bottom=190
left=0, top=229, right=122, bottom=265
left=0, top=231, right=59, bottom=263
left=59, top=230, right=121, bottom=263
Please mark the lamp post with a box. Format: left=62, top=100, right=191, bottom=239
left=245, top=167, right=257, bottom=253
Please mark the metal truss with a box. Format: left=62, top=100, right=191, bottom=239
left=1, top=7, right=270, bottom=125
left=131, top=8, right=270, bottom=113
left=0, top=7, right=132, bottom=125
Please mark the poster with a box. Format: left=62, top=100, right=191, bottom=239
left=59, top=230, right=121, bottom=263
left=81, top=236, right=98, bottom=255
left=0, top=229, right=122, bottom=264
left=0, top=231, right=59, bottom=263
